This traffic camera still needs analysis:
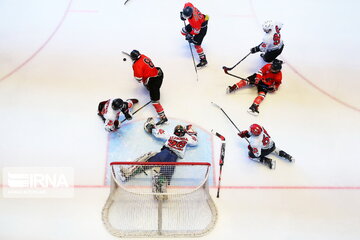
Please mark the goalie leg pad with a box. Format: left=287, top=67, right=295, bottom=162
left=120, top=152, right=157, bottom=178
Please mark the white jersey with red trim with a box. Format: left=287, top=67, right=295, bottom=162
left=248, top=127, right=274, bottom=158
left=101, top=99, right=121, bottom=132
left=151, top=128, right=198, bottom=158
left=101, top=99, right=134, bottom=132
left=259, top=22, right=283, bottom=52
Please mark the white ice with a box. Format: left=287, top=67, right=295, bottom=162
left=0, top=0, right=360, bottom=239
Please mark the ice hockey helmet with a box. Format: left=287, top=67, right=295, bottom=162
left=250, top=124, right=262, bottom=136
left=182, top=6, right=193, bottom=18
left=262, top=20, right=274, bottom=33
left=130, top=50, right=141, bottom=61
left=112, top=98, right=124, bottom=111
left=271, top=59, right=283, bottom=72
left=174, top=125, right=186, bottom=137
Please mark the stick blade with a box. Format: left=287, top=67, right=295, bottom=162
left=222, top=66, right=229, bottom=73
left=211, top=102, right=221, bottom=109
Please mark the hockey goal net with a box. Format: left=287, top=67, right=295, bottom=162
left=102, top=161, right=217, bottom=238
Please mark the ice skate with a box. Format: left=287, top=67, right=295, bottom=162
left=279, top=150, right=294, bottom=163
left=128, top=98, right=139, bottom=104
left=196, top=58, right=207, bottom=68
left=247, top=103, right=259, bottom=116
left=262, top=157, right=276, bottom=169
left=156, top=116, right=168, bottom=125
left=226, top=84, right=237, bottom=94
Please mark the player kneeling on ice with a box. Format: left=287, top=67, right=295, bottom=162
left=227, top=59, right=283, bottom=115
left=238, top=124, right=294, bottom=169
left=97, top=98, right=138, bottom=132
left=250, top=20, right=284, bottom=63
left=120, top=118, right=198, bottom=199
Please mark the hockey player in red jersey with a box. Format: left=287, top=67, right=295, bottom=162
left=227, top=59, right=283, bottom=115
left=97, top=98, right=138, bottom=132
left=238, top=124, right=294, bottom=169
left=250, top=20, right=284, bottom=62
left=130, top=50, right=168, bottom=125
left=180, top=2, right=209, bottom=67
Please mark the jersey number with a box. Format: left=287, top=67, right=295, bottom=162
left=144, top=58, right=154, bottom=68
left=168, top=140, right=186, bottom=149
left=262, top=129, right=271, bottom=146
left=273, top=25, right=281, bottom=45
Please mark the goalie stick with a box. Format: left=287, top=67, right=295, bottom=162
left=222, top=52, right=251, bottom=71
left=211, top=130, right=225, bottom=198
left=121, top=100, right=151, bottom=123
left=211, top=102, right=250, bottom=144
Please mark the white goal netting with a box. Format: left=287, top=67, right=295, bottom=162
left=102, top=161, right=217, bottom=238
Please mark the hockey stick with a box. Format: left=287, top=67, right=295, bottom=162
left=184, top=21, right=198, bottom=81
left=222, top=52, right=251, bottom=72
left=223, top=69, right=271, bottom=91
left=211, top=130, right=226, bottom=198
left=211, top=102, right=250, bottom=144
left=223, top=68, right=248, bottom=81
left=124, top=0, right=130, bottom=5
left=121, top=100, right=151, bottom=123
left=122, top=51, right=131, bottom=58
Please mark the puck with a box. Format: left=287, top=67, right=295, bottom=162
left=123, top=58, right=127, bottom=61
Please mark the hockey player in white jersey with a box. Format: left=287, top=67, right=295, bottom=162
left=120, top=118, right=198, bottom=199
left=97, top=98, right=138, bottom=132
left=144, top=119, right=198, bottom=159
left=250, top=20, right=284, bottom=62
left=143, top=118, right=198, bottom=183
left=238, top=124, right=294, bottom=169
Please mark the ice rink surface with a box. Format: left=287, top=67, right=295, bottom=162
left=1, top=0, right=360, bottom=239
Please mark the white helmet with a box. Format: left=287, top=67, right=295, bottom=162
left=262, top=20, right=274, bottom=33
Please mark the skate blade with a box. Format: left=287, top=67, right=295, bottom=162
left=247, top=109, right=259, bottom=116
left=196, top=64, right=207, bottom=69
left=271, top=161, right=276, bottom=170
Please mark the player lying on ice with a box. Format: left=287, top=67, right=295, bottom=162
left=238, top=124, right=294, bottom=169
left=97, top=98, right=138, bottom=132
left=120, top=118, right=198, bottom=199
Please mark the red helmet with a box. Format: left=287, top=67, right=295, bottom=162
left=250, top=124, right=262, bottom=136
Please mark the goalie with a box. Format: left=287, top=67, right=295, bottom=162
left=120, top=118, right=198, bottom=198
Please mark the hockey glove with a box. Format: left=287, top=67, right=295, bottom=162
left=247, top=73, right=257, bottom=84
left=185, top=124, right=197, bottom=136
left=238, top=130, right=250, bottom=138
left=144, top=117, right=156, bottom=133
left=123, top=111, right=132, bottom=121
left=266, top=86, right=276, bottom=92
left=180, top=11, right=186, bottom=21
left=250, top=45, right=260, bottom=54
left=185, top=34, right=195, bottom=44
